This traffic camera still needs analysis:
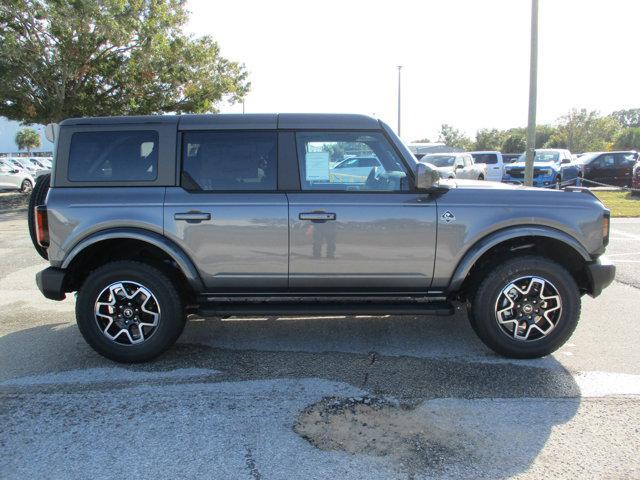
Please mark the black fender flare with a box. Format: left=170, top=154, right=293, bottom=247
left=60, top=228, right=205, bottom=292
left=446, top=225, right=591, bottom=293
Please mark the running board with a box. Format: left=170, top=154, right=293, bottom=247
left=197, top=300, right=454, bottom=317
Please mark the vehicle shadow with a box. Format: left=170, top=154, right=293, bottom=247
left=0, top=311, right=581, bottom=478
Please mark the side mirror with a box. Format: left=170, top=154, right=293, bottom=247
left=561, top=158, right=571, bottom=164
left=416, top=162, right=440, bottom=189
left=455, top=164, right=464, bottom=169
left=45, top=123, right=58, bottom=143
left=11, top=169, right=19, bottom=174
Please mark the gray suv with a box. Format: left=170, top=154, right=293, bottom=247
left=30, top=114, right=615, bottom=363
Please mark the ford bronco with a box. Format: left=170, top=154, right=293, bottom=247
left=30, top=114, right=615, bottom=363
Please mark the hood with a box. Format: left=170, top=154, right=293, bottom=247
left=508, top=161, right=557, bottom=169
left=439, top=178, right=540, bottom=191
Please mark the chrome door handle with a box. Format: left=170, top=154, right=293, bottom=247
left=299, top=212, right=336, bottom=222
left=174, top=211, right=211, bottom=223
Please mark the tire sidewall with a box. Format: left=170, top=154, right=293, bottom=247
left=21, top=179, right=33, bottom=193
left=76, top=262, right=184, bottom=362
left=471, top=257, right=580, bottom=358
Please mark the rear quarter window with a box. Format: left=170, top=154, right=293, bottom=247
left=68, top=131, right=159, bottom=182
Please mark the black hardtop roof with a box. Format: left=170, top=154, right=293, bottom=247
left=59, top=113, right=381, bottom=130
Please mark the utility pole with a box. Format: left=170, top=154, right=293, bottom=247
left=524, top=0, right=539, bottom=187
left=397, top=66, right=402, bottom=137
left=242, top=99, right=245, bottom=114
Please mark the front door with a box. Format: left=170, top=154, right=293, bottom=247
left=288, top=131, right=437, bottom=292
left=163, top=130, right=288, bottom=292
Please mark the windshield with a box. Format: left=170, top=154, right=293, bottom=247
left=516, top=152, right=560, bottom=163
left=424, top=155, right=455, bottom=167
left=471, top=153, right=497, bottom=164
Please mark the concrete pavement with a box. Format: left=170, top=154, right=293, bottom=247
left=1, top=212, right=639, bottom=479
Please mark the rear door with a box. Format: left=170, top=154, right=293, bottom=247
left=163, top=129, right=289, bottom=292
left=287, top=131, right=437, bottom=292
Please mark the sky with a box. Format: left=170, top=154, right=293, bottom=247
left=187, top=0, right=639, bottom=142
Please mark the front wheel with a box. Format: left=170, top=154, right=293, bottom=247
left=75, top=261, right=185, bottom=363
left=20, top=179, right=33, bottom=193
left=468, top=255, right=580, bottom=358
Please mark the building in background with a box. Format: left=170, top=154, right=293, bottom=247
left=0, top=117, right=54, bottom=156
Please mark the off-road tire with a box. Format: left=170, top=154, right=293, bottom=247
left=27, top=173, right=50, bottom=259
left=469, top=255, right=580, bottom=358
left=75, top=260, right=185, bottom=363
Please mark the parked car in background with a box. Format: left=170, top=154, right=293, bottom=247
left=578, top=151, right=638, bottom=188
left=501, top=153, right=521, bottom=163
left=469, top=151, right=506, bottom=182
left=407, top=142, right=461, bottom=160
left=27, top=157, right=49, bottom=172
left=632, top=158, right=640, bottom=195
left=330, top=156, right=383, bottom=183
left=32, top=157, right=53, bottom=169
left=502, top=149, right=579, bottom=188
left=421, top=153, right=486, bottom=180
left=6, top=157, right=38, bottom=174
left=0, top=160, right=34, bottom=192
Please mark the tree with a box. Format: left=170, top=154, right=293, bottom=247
left=546, top=109, right=621, bottom=152
left=610, top=108, right=640, bottom=128
left=473, top=128, right=506, bottom=151
left=614, top=127, right=640, bottom=150
left=0, top=0, right=249, bottom=124
left=501, top=133, right=526, bottom=153
left=15, top=127, right=41, bottom=154
left=438, top=124, right=472, bottom=150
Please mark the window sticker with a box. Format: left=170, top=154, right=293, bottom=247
left=305, top=151, right=330, bottom=181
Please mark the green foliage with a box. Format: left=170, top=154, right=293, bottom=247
left=610, top=108, right=640, bottom=128
left=614, top=127, right=640, bottom=150
left=473, top=128, right=505, bottom=151
left=15, top=127, right=41, bottom=152
left=0, top=0, right=249, bottom=123
left=546, top=109, right=621, bottom=152
left=501, top=133, right=526, bottom=153
left=438, top=124, right=472, bottom=150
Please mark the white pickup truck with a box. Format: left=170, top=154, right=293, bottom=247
left=468, top=151, right=506, bottom=182
left=421, top=152, right=487, bottom=180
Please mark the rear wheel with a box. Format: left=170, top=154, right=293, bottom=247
left=75, top=261, right=185, bottom=363
left=468, top=255, right=580, bottom=358
left=28, top=173, right=50, bottom=259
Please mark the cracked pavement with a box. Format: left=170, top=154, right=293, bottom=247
left=1, top=210, right=639, bottom=479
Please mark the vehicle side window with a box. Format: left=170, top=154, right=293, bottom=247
left=68, top=131, right=158, bottom=182
left=616, top=153, right=636, bottom=166
left=455, top=156, right=464, bottom=168
left=181, top=131, right=277, bottom=191
left=296, top=131, right=410, bottom=192
left=601, top=155, right=615, bottom=167
left=464, top=156, right=473, bottom=167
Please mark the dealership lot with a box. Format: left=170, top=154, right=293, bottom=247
left=1, top=208, right=639, bottom=479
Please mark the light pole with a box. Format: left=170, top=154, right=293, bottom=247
left=397, top=65, right=402, bottom=137
left=524, top=0, right=539, bottom=187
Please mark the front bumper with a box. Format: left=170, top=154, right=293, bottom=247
left=586, top=256, right=616, bottom=298
left=36, top=267, right=66, bottom=301
left=502, top=175, right=557, bottom=188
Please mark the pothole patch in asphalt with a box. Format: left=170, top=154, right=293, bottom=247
left=294, top=396, right=471, bottom=474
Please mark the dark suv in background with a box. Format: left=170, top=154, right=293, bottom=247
left=579, top=151, right=638, bottom=187
left=29, top=114, right=614, bottom=363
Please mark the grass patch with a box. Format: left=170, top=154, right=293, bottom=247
left=593, top=190, right=640, bottom=217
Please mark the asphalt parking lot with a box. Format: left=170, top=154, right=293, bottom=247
left=1, top=204, right=639, bottom=480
